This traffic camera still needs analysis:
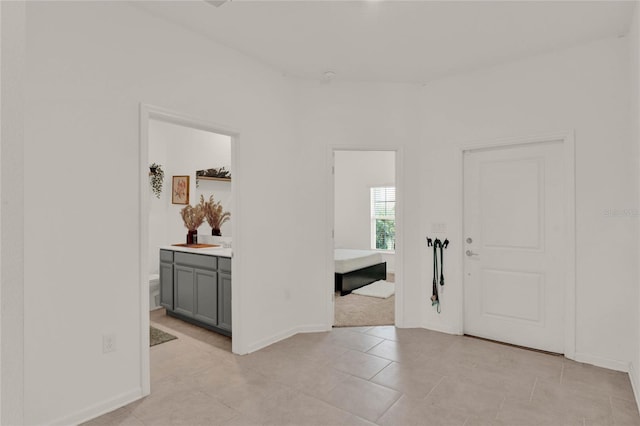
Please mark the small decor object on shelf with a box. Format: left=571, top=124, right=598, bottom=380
left=149, top=163, right=164, bottom=198
left=180, top=203, right=205, bottom=244
left=172, top=175, right=190, bottom=205
left=196, top=167, right=231, bottom=180
left=196, top=167, right=231, bottom=186
left=201, top=194, right=231, bottom=236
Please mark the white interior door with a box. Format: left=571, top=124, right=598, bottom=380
left=463, top=141, right=565, bottom=353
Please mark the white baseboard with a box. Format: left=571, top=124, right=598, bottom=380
left=572, top=352, right=629, bottom=372
left=629, top=362, right=640, bottom=410
left=245, top=324, right=329, bottom=354
left=298, top=324, right=331, bottom=333
left=395, top=320, right=421, bottom=328
left=422, top=321, right=463, bottom=336
left=50, top=387, right=143, bottom=426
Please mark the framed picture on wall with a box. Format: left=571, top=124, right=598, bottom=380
left=172, top=175, right=190, bottom=204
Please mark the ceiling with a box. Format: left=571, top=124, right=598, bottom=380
left=136, top=0, right=636, bottom=84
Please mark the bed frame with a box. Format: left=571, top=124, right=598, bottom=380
left=335, top=262, right=387, bottom=296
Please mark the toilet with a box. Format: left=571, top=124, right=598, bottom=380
left=149, top=274, right=160, bottom=310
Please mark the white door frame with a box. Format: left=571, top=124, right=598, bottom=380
left=460, top=132, right=576, bottom=359
left=139, top=104, right=243, bottom=396
left=326, top=146, right=405, bottom=328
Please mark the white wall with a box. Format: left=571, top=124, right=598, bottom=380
left=1, top=2, right=25, bottom=425
left=420, top=36, right=638, bottom=369
left=21, top=2, right=302, bottom=424
left=293, top=80, right=422, bottom=328
left=334, top=150, right=396, bottom=271
left=148, top=120, right=232, bottom=275
left=629, top=1, right=640, bottom=402
left=9, top=1, right=640, bottom=423
left=294, top=35, right=638, bottom=371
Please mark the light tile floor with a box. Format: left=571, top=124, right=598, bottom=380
left=86, top=312, right=640, bottom=426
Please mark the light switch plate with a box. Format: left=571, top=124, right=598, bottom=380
left=102, top=334, right=116, bottom=354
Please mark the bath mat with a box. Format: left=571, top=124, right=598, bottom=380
left=352, top=280, right=395, bottom=299
left=150, top=326, right=177, bottom=347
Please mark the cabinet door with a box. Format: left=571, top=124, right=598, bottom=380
left=159, top=261, right=173, bottom=310
left=194, top=268, right=218, bottom=326
left=174, top=265, right=195, bottom=317
left=217, top=272, right=232, bottom=332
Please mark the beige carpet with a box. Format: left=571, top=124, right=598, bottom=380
left=334, top=293, right=394, bottom=327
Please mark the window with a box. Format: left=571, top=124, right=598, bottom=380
left=371, top=187, right=395, bottom=250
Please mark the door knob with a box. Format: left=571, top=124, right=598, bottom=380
left=466, top=250, right=479, bottom=257
left=466, top=237, right=473, bottom=244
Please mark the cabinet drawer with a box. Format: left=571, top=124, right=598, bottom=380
left=175, top=252, right=217, bottom=270
left=218, top=257, right=231, bottom=273
left=160, top=250, right=174, bottom=262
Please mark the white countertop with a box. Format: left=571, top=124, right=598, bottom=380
left=160, top=245, right=232, bottom=258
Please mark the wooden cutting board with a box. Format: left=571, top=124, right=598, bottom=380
left=172, top=243, right=220, bottom=248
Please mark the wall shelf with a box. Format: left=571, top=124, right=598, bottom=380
left=197, top=176, right=231, bottom=182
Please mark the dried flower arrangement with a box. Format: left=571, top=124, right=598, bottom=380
left=180, top=203, right=205, bottom=232
left=200, top=195, right=231, bottom=236
left=149, top=163, right=164, bottom=198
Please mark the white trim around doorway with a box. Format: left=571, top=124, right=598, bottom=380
left=327, top=146, right=405, bottom=329
left=138, top=104, right=243, bottom=397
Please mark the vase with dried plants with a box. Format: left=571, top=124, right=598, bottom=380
left=201, top=195, right=231, bottom=236
left=180, top=203, right=205, bottom=244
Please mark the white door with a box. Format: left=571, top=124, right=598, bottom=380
left=463, top=141, right=565, bottom=353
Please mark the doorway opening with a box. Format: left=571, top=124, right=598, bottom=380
left=332, top=150, right=398, bottom=328
left=147, top=118, right=233, bottom=350
left=139, top=105, right=241, bottom=396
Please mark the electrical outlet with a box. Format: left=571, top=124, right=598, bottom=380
left=102, top=334, right=116, bottom=354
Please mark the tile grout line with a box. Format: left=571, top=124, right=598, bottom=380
left=608, top=395, right=615, bottom=425
left=494, top=396, right=506, bottom=421
left=373, top=390, right=404, bottom=424
left=318, top=377, right=345, bottom=397
left=423, top=375, right=446, bottom=401
left=365, top=339, right=387, bottom=355
left=367, top=361, right=395, bottom=383
left=529, top=377, right=538, bottom=403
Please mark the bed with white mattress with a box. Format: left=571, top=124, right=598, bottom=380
left=334, top=249, right=387, bottom=296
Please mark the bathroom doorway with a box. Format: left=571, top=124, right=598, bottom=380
left=139, top=105, right=241, bottom=396
left=147, top=118, right=233, bottom=347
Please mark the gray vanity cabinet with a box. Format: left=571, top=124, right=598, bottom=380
left=160, top=249, right=231, bottom=336
left=173, top=265, right=196, bottom=318
left=217, top=258, right=232, bottom=332
left=159, top=250, right=174, bottom=309
left=218, top=273, right=232, bottom=332
left=194, top=268, right=218, bottom=326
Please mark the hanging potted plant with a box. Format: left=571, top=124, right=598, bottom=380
left=149, top=163, right=164, bottom=198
